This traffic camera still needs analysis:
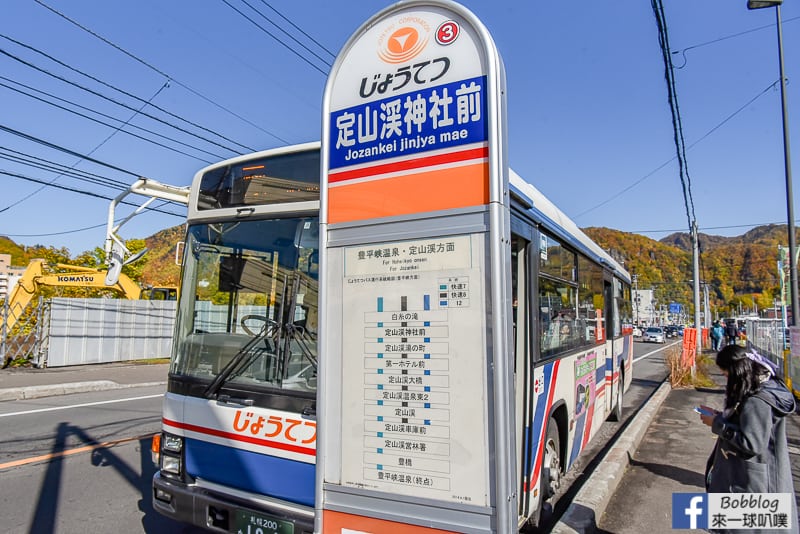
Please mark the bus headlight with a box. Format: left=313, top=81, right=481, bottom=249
left=163, top=434, right=183, bottom=453
left=161, top=454, right=182, bottom=475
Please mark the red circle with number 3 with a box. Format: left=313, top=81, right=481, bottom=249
left=436, top=20, right=459, bottom=45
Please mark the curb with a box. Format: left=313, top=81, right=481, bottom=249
left=551, top=381, right=672, bottom=534
left=0, top=380, right=167, bottom=402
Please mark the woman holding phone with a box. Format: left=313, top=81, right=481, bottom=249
left=698, top=344, right=797, bottom=532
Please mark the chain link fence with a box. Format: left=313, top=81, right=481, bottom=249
left=744, top=318, right=799, bottom=398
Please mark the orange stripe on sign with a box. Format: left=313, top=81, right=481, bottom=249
left=328, top=162, right=489, bottom=224
left=323, top=510, right=456, bottom=533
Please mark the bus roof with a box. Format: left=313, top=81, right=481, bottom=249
left=509, top=169, right=630, bottom=282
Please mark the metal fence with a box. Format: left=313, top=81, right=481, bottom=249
left=2, top=297, right=176, bottom=368
left=744, top=318, right=799, bottom=398
left=46, top=298, right=176, bottom=367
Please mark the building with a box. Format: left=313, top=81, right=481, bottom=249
left=0, top=254, right=26, bottom=302
left=633, top=289, right=660, bottom=326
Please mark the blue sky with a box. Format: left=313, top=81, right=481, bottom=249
left=1, top=0, right=798, bottom=257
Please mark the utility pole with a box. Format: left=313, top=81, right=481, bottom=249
left=691, top=221, right=701, bottom=378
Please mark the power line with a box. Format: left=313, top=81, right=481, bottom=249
left=257, top=0, right=337, bottom=59
left=0, top=33, right=256, bottom=154
left=3, top=221, right=108, bottom=238
left=574, top=81, right=778, bottom=220
left=652, top=0, right=696, bottom=229
left=0, top=80, right=171, bottom=212
left=631, top=220, right=798, bottom=235
left=672, top=15, right=800, bottom=69
left=31, top=0, right=290, bottom=144
left=0, top=123, right=142, bottom=177
left=0, top=147, right=130, bottom=188
left=0, top=47, right=239, bottom=157
left=0, top=76, right=220, bottom=162
left=219, top=0, right=329, bottom=75
left=1, top=169, right=184, bottom=218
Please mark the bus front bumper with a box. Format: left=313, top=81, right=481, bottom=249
left=152, top=472, right=314, bottom=533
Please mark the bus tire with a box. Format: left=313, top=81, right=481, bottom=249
left=610, top=370, right=624, bottom=422
left=528, top=417, right=562, bottom=529
left=541, top=417, right=562, bottom=501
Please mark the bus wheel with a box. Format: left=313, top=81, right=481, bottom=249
left=610, top=371, right=624, bottom=422
left=541, top=418, right=561, bottom=500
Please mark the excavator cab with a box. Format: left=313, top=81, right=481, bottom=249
left=142, top=287, right=178, bottom=301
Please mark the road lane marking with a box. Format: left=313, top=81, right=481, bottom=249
left=0, top=433, right=157, bottom=471
left=0, top=393, right=163, bottom=418
left=633, top=341, right=681, bottom=363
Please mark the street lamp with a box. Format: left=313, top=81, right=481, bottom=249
left=747, top=0, right=797, bottom=327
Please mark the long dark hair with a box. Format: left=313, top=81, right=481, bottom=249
left=715, top=344, right=768, bottom=410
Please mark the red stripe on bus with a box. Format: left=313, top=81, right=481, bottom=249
left=163, top=417, right=315, bottom=457
left=328, top=146, right=489, bottom=183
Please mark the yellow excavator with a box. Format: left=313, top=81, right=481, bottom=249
left=3, top=259, right=176, bottom=333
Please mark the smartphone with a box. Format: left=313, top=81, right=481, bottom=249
left=694, top=406, right=714, bottom=417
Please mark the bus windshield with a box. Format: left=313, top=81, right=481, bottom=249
left=171, top=216, right=319, bottom=394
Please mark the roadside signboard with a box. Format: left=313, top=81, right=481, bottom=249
left=319, top=1, right=510, bottom=532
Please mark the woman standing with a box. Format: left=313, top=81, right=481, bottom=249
left=699, top=344, right=797, bottom=533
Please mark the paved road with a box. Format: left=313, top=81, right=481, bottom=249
left=0, top=340, right=679, bottom=533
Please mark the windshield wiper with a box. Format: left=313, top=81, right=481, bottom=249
left=203, top=331, right=273, bottom=399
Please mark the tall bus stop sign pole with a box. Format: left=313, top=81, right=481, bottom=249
left=319, top=1, right=511, bottom=532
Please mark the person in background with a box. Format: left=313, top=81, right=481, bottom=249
left=710, top=320, right=725, bottom=351
left=724, top=320, right=739, bottom=346
left=698, top=345, right=797, bottom=533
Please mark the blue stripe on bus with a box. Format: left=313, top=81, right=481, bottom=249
left=525, top=361, right=553, bottom=481
left=568, top=410, right=586, bottom=467
left=184, top=437, right=314, bottom=507
left=596, top=364, right=606, bottom=386
left=621, top=335, right=631, bottom=367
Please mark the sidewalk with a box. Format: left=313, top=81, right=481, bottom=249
left=597, top=362, right=800, bottom=533
left=553, top=353, right=800, bottom=533
left=0, top=361, right=169, bottom=401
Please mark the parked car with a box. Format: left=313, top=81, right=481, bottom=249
left=643, top=326, right=666, bottom=343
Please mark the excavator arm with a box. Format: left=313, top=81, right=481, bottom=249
left=3, top=260, right=146, bottom=333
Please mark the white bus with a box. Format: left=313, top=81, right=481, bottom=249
left=149, top=145, right=633, bottom=533
left=151, top=142, right=321, bottom=534
left=506, top=171, right=634, bottom=526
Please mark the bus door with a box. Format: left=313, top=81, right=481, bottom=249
left=511, top=225, right=535, bottom=524
left=604, top=275, right=619, bottom=417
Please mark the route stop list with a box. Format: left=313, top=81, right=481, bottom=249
left=339, top=234, right=489, bottom=505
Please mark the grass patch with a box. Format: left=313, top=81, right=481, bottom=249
left=3, top=355, right=34, bottom=368
left=130, top=358, right=171, bottom=365
left=665, top=345, right=718, bottom=389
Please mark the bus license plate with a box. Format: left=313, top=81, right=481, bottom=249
left=234, top=509, right=294, bottom=534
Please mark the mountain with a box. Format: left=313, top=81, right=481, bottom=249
left=584, top=225, right=784, bottom=315
left=140, top=224, right=186, bottom=288
left=660, top=224, right=787, bottom=252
